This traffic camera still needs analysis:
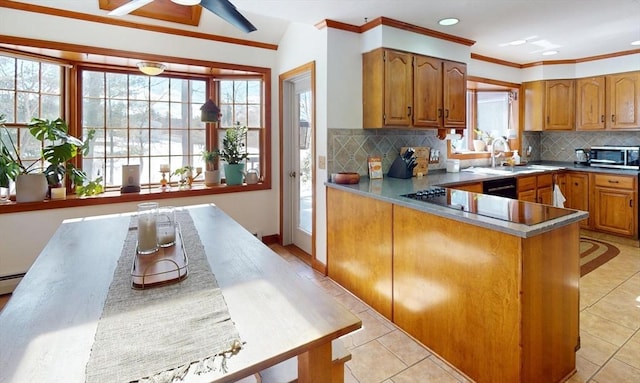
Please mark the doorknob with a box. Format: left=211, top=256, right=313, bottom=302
left=289, top=171, right=297, bottom=178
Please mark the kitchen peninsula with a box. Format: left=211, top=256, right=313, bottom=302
left=326, top=172, right=588, bottom=383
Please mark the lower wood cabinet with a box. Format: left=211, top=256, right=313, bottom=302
left=593, top=173, right=637, bottom=237
left=326, top=188, right=393, bottom=319
left=564, top=172, right=591, bottom=228
left=517, top=173, right=553, bottom=204
left=327, top=187, right=580, bottom=383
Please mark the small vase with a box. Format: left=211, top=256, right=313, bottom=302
left=473, top=140, right=487, bottom=152
left=15, top=173, right=48, bottom=203
left=224, top=163, right=245, bottom=186
left=204, top=170, right=220, bottom=186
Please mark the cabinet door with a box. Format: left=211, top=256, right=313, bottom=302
left=413, top=55, right=442, bottom=127
left=442, top=61, right=467, bottom=128
left=384, top=50, right=413, bottom=127
left=518, top=189, right=537, bottom=202
left=566, top=173, right=591, bottom=228
left=522, top=81, right=545, bottom=131
left=576, top=77, right=606, bottom=130
left=537, top=186, right=553, bottom=205
left=606, top=72, right=640, bottom=129
left=594, top=187, right=635, bottom=236
left=545, top=80, right=575, bottom=130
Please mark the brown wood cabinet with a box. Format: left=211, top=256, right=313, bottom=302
left=607, top=72, right=640, bottom=130
left=518, top=173, right=553, bottom=204
left=576, top=76, right=606, bottom=130
left=451, top=181, right=483, bottom=193
left=521, top=79, right=575, bottom=131
left=576, top=72, right=640, bottom=130
left=362, top=48, right=466, bottom=129
left=326, top=188, right=393, bottom=319
left=593, top=173, right=637, bottom=237
left=564, top=172, right=591, bottom=228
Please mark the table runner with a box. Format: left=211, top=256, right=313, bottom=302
left=86, top=209, right=241, bottom=383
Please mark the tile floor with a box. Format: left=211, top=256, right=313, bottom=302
left=0, top=238, right=637, bottom=383
left=270, top=238, right=640, bottom=383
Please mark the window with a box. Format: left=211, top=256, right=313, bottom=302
left=81, top=69, right=208, bottom=188
left=449, top=80, right=519, bottom=159
left=0, top=54, right=63, bottom=170
left=218, top=79, right=263, bottom=179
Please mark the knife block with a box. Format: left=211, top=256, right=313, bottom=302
left=387, top=156, right=413, bottom=179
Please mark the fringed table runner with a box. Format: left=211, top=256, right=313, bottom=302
left=86, top=209, right=241, bottom=383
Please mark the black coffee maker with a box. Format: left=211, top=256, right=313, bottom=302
left=575, top=149, right=590, bottom=165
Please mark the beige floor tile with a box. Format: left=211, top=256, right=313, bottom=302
left=614, top=331, right=640, bottom=370
left=388, top=357, right=460, bottom=383
left=377, top=329, right=431, bottom=366
left=567, top=354, right=600, bottom=382
left=344, top=367, right=359, bottom=383
left=341, top=310, right=395, bottom=349
left=592, top=358, right=640, bottom=383
left=587, top=278, right=640, bottom=330
left=314, top=278, right=347, bottom=297
left=346, top=340, right=407, bottom=383
left=428, top=356, right=473, bottom=383
left=577, top=331, right=619, bottom=366
left=334, top=291, right=370, bottom=314
left=580, top=310, right=636, bottom=346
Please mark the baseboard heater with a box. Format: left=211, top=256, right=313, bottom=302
left=0, top=273, right=25, bottom=295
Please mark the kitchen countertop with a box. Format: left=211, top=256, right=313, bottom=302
left=325, top=161, right=640, bottom=238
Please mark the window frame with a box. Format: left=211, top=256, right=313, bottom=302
left=448, top=77, right=520, bottom=161
left=0, top=39, right=272, bottom=214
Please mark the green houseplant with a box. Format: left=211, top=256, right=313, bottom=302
left=201, top=149, right=220, bottom=186
left=216, top=123, right=249, bottom=186
left=0, top=115, right=103, bottom=201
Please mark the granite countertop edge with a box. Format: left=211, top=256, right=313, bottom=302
left=323, top=161, right=619, bottom=238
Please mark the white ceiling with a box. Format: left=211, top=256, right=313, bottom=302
left=11, top=0, right=640, bottom=65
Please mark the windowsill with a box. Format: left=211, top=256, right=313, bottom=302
left=0, top=181, right=271, bottom=215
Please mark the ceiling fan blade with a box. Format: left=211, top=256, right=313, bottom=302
left=200, top=0, right=257, bottom=33
left=109, top=0, right=155, bottom=16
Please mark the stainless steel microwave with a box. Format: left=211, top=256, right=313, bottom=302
left=589, top=146, right=640, bottom=170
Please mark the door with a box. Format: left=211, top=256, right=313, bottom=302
left=291, top=78, right=313, bottom=253
left=281, top=64, right=314, bottom=256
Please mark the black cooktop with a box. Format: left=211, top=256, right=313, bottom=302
left=402, top=187, right=574, bottom=226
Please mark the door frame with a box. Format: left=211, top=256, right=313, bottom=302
left=279, top=61, right=316, bottom=261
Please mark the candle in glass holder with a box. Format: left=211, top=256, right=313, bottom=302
left=160, top=164, right=170, bottom=173
left=157, top=206, right=176, bottom=247
left=137, top=202, right=159, bottom=254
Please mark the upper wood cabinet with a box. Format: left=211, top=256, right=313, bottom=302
left=521, top=80, right=575, bottom=131
left=545, top=80, right=575, bottom=130
left=607, top=72, right=640, bottom=129
left=576, top=72, right=640, bottom=130
left=362, top=48, right=467, bottom=129
left=576, top=76, right=606, bottom=130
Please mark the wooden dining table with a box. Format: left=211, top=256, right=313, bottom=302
left=0, top=203, right=361, bottom=383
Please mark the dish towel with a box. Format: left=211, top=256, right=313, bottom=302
left=553, top=184, right=566, bottom=208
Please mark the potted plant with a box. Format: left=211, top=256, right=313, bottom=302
left=201, top=149, right=220, bottom=186
left=0, top=115, right=102, bottom=202
left=216, top=123, right=249, bottom=186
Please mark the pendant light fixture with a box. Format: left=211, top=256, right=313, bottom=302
left=137, top=61, right=166, bottom=76
left=171, top=0, right=201, bottom=5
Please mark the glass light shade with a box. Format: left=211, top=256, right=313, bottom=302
left=137, top=62, right=166, bottom=76
left=171, top=0, right=201, bottom=5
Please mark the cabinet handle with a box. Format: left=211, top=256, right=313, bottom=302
left=438, top=109, right=443, bottom=118
left=601, top=115, right=605, bottom=123
left=407, top=106, right=412, bottom=117
left=611, top=114, right=615, bottom=122
left=546, top=116, right=550, bottom=124
left=630, top=199, right=633, bottom=208
left=608, top=180, right=619, bottom=184
left=445, top=109, right=449, bottom=118
left=574, top=182, right=579, bottom=186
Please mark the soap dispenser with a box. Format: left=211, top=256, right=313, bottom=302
left=512, top=150, right=521, bottom=165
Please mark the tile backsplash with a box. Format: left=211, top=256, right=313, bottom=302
left=328, top=128, right=639, bottom=176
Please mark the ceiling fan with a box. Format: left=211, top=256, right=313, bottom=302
left=109, top=0, right=257, bottom=33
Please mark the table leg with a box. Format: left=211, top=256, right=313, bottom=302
left=297, top=341, right=336, bottom=383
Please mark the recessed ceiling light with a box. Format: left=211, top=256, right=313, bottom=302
left=542, top=50, right=558, bottom=56
left=508, top=39, right=527, bottom=46
left=171, top=0, right=201, bottom=5
left=632, top=40, right=640, bottom=46
left=438, top=18, right=459, bottom=26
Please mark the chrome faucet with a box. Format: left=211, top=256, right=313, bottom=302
left=491, top=137, right=510, bottom=168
